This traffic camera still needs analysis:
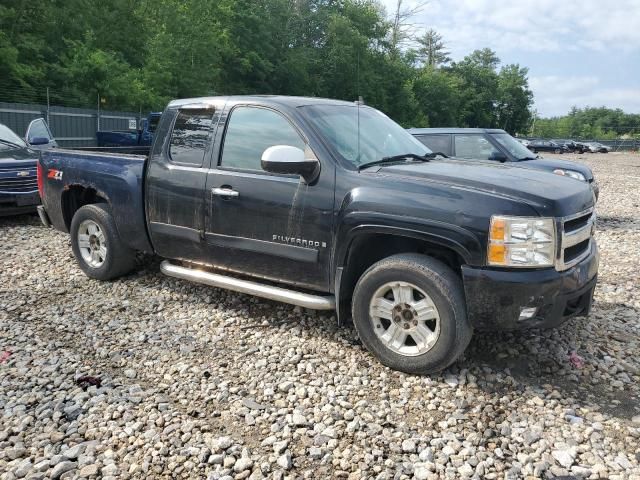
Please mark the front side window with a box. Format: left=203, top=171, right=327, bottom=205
left=221, top=106, right=305, bottom=171
left=491, top=133, right=535, bottom=160
left=169, top=108, right=215, bottom=166
left=454, top=135, right=500, bottom=160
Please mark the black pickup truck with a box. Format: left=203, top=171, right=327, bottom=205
left=37, top=96, right=599, bottom=374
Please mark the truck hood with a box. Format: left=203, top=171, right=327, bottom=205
left=519, top=156, right=594, bottom=181
left=373, top=159, right=594, bottom=217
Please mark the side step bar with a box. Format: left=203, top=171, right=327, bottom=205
left=160, top=260, right=336, bottom=310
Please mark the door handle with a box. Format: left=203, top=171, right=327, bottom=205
left=212, top=187, right=239, bottom=198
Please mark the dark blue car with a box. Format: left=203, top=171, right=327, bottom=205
left=0, top=123, right=42, bottom=215
left=409, top=128, right=599, bottom=200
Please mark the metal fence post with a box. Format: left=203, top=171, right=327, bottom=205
left=46, top=87, right=50, bottom=125
left=96, top=93, right=101, bottom=132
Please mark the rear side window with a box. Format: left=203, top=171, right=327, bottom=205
left=169, top=108, right=215, bottom=166
left=415, top=134, right=451, bottom=155
left=454, top=135, right=500, bottom=160
left=221, top=106, right=305, bottom=171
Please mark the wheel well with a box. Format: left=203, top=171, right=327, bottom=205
left=61, top=186, right=107, bottom=230
left=337, top=233, right=464, bottom=323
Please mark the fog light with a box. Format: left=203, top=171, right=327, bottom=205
left=519, top=307, right=538, bottom=321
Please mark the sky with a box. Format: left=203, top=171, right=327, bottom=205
left=379, top=0, right=640, bottom=117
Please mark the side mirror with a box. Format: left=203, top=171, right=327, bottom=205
left=261, top=145, right=320, bottom=183
left=29, top=137, right=50, bottom=146
left=489, top=151, right=507, bottom=162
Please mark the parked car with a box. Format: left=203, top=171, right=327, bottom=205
left=551, top=139, right=586, bottom=154
left=96, top=112, right=161, bottom=148
left=37, top=96, right=598, bottom=374
left=527, top=139, right=569, bottom=154
left=0, top=122, right=43, bottom=215
left=516, top=138, right=530, bottom=147
left=585, top=142, right=610, bottom=153
left=408, top=128, right=598, bottom=200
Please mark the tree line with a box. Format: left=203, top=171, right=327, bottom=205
left=1, top=0, right=537, bottom=133
left=533, top=107, right=640, bottom=140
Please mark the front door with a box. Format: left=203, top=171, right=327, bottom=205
left=204, top=105, right=335, bottom=291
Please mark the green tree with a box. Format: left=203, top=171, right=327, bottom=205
left=415, top=29, right=450, bottom=68
left=495, top=64, right=533, bottom=133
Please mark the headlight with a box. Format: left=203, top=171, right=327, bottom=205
left=488, top=216, right=556, bottom=267
left=553, top=169, right=586, bottom=181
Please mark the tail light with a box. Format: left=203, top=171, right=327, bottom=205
left=37, top=161, right=44, bottom=196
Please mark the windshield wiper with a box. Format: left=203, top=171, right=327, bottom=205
left=358, top=152, right=447, bottom=171
left=518, top=156, right=538, bottom=161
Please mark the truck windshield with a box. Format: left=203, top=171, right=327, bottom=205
left=301, top=105, right=432, bottom=168
left=491, top=133, right=536, bottom=160
left=0, top=124, right=27, bottom=150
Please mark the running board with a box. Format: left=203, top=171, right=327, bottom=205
left=160, top=260, right=336, bottom=310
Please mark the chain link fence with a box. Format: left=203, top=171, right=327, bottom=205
left=0, top=84, right=149, bottom=147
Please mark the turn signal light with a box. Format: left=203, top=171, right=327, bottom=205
left=488, top=244, right=506, bottom=265
left=490, top=218, right=505, bottom=241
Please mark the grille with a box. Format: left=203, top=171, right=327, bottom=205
left=0, top=167, right=38, bottom=193
left=557, top=208, right=595, bottom=271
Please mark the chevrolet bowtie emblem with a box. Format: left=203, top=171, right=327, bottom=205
left=16, top=171, right=29, bottom=177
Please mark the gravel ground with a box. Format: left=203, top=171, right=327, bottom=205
left=1, top=152, right=639, bottom=480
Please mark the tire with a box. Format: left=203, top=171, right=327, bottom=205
left=70, top=203, right=136, bottom=280
left=554, top=148, right=561, bottom=154
left=352, top=253, right=472, bottom=375
left=532, top=148, right=537, bottom=154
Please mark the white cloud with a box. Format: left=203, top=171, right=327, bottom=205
left=379, top=0, right=640, bottom=57
left=378, top=0, right=640, bottom=115
left=530, top=75, right=640, bottom=116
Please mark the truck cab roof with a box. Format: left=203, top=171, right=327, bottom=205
left=408, top=127, right=508, bottom=135
left=168, top=95, right=357, bottom=110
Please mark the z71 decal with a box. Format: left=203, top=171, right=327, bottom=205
left=47, top=169, right=63, bottom=180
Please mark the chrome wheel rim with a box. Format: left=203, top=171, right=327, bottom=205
left=369, top=281, right=440, bottom=357
left=77, top=220, right=107, bottom=268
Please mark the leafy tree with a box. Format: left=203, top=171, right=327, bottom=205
left=495, top=64, right=532, bottom=133
left=415, top=29, right=450, bottom=68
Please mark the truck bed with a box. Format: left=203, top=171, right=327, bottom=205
left=39, top=148, right=153, bottom=253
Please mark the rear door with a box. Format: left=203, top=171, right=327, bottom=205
left=203, top=104, right=335, bottom=291
left=146, top=104, right=221, bottom=262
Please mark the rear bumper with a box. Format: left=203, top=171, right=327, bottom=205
left=462, top=242, right=599, bottom=330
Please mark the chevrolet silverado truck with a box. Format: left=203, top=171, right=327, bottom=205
left=37, top=96, right=599, bottom=374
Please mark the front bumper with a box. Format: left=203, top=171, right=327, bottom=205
left=462, top=242, right=599, bottom=330
left=0, top=192, right=41, bottom=217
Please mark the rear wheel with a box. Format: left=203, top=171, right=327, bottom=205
left=352, top=254, right=472, bottom=375
left=554, top=148, right=561, bottom=154
left=70, top=204, right=136, bottom=280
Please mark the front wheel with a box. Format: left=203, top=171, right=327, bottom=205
left=352, top=254, right=472, bottom=375
left=70, top=204, right=136, bottom=280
